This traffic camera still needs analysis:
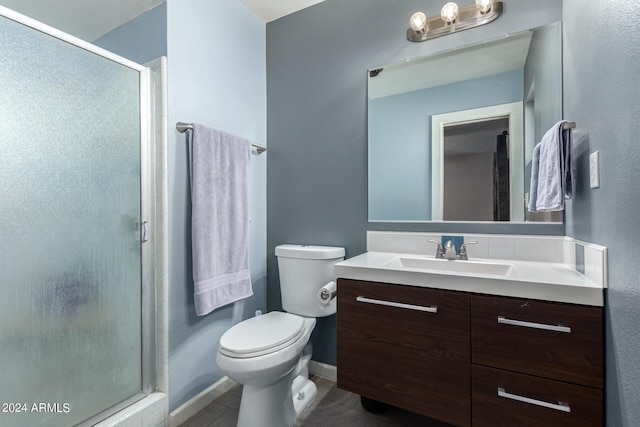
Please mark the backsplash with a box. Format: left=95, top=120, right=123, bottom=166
left=367, top=231, right=608, bottom=288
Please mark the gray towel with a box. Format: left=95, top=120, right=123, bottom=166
left=531, top=121, right=574, bottom=212
left=188, top=123, right=253, bottom=316
left=528, top=142, right=542, bottom=212
left=563, top=126, right=576, bottom=200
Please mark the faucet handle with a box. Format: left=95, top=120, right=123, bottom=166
left=427, top=239, right=445, bottom=259
left=457, top=241, right=478, bottom=260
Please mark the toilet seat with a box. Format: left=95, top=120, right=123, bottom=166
left=219, top=312, right=305, bottom=358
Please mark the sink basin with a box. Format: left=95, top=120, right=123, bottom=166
left=392, top=257, right=513, bottom=276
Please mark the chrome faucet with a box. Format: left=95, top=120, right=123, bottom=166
left=428, top=239, right=479, bottom=260
left=443, top=240, right=457, bottom=260
left=428, top=239, right=457, bottom=260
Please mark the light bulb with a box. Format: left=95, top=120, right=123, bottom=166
left=441, top=2, right=459, bottom=23
left=475, top=0, right=494, bottom=13
left=409, top=12, right=428, bottom=32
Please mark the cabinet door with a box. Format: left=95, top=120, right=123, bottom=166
left=472, top=365, right=603, bottom=427
left=471, top=295, right=603, bottom=388
left=337, top=279, right=470, bottom=426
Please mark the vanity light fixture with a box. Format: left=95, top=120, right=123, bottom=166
left=409, top=11, right=428, bottom=35
left=476, top=0, right=495, bottom=13
left=407, top=0, right=503, bottom=42
left=440, top=2, right=459, bottom=24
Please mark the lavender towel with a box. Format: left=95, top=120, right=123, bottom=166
left=529, top=120, right=575, bottom=212
left=188, top=124, right=253, bottom=316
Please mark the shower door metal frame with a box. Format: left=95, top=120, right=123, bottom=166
left=0, top=4, right=156, bottom=425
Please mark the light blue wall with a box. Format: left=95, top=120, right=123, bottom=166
left=563, top=1, right=640, bottom=425
left=166, top=0, right=266, bottom=411
left=523, top=22, right=562, bottom=148
left=93, top=3, right=167, bottom=64
left=266, top=0, right=563, bottom=366
left=94, top=0, right=267, bottom=412
left=369, top=69, right=523, bottom=221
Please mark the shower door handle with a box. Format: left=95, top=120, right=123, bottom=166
left=141, top=220, right=149, bottom=243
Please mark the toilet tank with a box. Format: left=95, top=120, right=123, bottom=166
left=275, top=244, right=345, bottom=317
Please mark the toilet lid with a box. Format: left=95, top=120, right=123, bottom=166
left=219, top=312, right=305, bottom=358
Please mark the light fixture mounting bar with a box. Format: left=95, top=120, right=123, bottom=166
left=407, top=1, right=503, bottom=42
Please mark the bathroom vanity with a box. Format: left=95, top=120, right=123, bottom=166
left=338, top=279, right=471, bottom=425
left=335, top=233, right=606, bottom=427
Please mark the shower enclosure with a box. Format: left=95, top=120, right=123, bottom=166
left=0, top=6, right=153, bottom=427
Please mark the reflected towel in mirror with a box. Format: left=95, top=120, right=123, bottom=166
left=528, top=121, right=574, bottom=212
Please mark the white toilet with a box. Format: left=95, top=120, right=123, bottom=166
left=216, top=244, right=345, bottom=427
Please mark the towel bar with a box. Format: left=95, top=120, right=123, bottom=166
left=176, top=122, right=267, bottom=154
left=562, top=121, right=576, bottom=130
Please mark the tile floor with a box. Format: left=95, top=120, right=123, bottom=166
left=180, top=376, right=452, bottom=426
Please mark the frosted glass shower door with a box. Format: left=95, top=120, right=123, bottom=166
left=0, top=9, right=148, bottom=427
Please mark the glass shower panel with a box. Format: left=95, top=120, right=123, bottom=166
left=0, top=13, right=142, bottom=427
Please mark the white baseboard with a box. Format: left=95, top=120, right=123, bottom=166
left=168, top=376, right=237, bottom=427
left=309, top=361, right=337, bottom=382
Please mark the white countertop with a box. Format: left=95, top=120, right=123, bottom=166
left=334, top=252, right=604, bottom=306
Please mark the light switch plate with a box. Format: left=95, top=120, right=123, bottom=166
left=590, top=151, right=600, bottom=188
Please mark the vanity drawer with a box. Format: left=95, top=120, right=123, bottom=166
left=471, top=295, right=603, bottom=388
left=472, top=365, right=603, bottom=427
left=337, top=279, right=470, bottom=426
left=338, top=279, right=470, bottom=362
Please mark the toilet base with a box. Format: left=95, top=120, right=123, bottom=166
left=236, top=371, right=317, bottom=427
left=291, top=375, right=318, bottom=419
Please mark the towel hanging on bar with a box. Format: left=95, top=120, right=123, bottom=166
left=528, top=120, right=575, bottom=212
left=188, top=123, right=254, bottom=315
left=177, top=121, right=267, bottom=154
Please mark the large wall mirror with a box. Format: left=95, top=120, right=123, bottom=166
left=368, top=22, right=562, bottom=223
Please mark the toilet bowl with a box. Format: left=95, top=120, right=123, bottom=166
left=216, top=312, right=317, bottom=427
left=216, top=244, right=345, bottom=427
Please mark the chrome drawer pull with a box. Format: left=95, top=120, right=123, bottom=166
left=356, top=296, right=437, bottom=313
left=497, top=316, right=571, bottom=333
left=497, top=387, right=571, bottom=413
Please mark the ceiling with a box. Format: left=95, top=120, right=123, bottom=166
left=0, top=0, right=163, bottom=41
left=241, top=0, right=325, bottom=23
left=0, top=0, right=325, bottom=41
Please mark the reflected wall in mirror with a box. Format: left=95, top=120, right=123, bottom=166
left=368, top=22, right=562, bottom=223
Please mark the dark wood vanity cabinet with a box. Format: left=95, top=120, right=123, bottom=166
left=337, top=279, right=471, bottom=426
left=471, top=295, right=603, bottom=426
left=337, top=279, right=604, bottom=427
